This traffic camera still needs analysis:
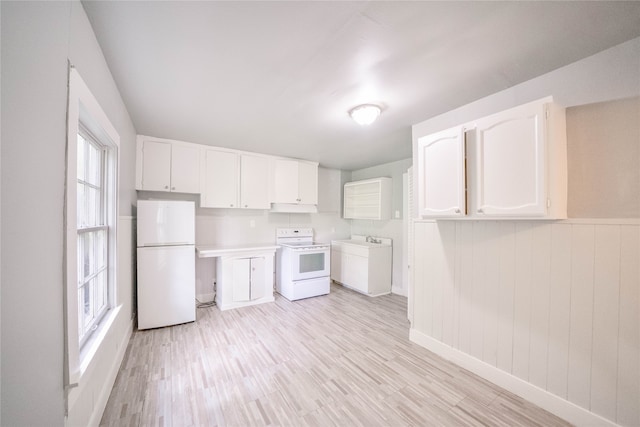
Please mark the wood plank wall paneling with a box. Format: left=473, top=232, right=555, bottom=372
left=567, top=224, right=595, bottom=410
left=546, top=224, right=572, bottom=399
left=411, top=221, right=640, bottom=426
left=617, top=226, right=640, bottom=426
left=496, top=222, right=516, bottom=374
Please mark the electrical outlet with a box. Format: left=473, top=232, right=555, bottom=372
left=395, top=210, right=400, bottom=219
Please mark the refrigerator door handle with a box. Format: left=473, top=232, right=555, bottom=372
left=140, top=242, right=192, bottom=247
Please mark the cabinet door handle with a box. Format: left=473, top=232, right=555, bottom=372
left=477, top=208, right=484, bottom=214
left=296, top=198, right=301, bottom=202
left=230, top=204, right=234, bottom=207
left=455, top=209, right=461, bottom=213
left=244, top=205, right=248, bottom=208
left=171, top=187, right=175, bottom=190
left=164, top=185, right=169, bottom=190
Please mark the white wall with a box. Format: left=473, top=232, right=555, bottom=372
left=350, top=158, right=412, bottom=296
left=410, top=37, right=640, bottom=426
left=1, top=2, right=137, bottom=425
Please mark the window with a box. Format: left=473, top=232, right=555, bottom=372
left=65, top=67, right=120, bottom=388
left=76, top=130, right=111, bottom=346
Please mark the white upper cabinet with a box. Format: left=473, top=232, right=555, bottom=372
left=140, top=140, right=171, bottom=191
left=170, top=145, right=200, bottom=193
left=472, top=100, right=547, bottom=217
left=343, top=177, right=392, bottom=220
left=297, top=161, right=318, bottom=204
left=136, top=135, right=319, bottom=210
left=240, top=154, right=270, bottom=209
left=136, top=137, right=200, bottom=193
left=272, top=159, right=318, bottom=205
left=415, top=97, right=567, bottom=220
left=201, top=149, right=270, bottom=209
left=417, top=127, right=466, bottom=217
left=201, top=149, right=239, bottom=208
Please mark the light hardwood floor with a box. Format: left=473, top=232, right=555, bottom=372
left=101, top=284, right=571, bottom=426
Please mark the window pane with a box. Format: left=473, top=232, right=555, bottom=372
left=95, top=271, right=106, bottom=314
left=82, top=282, right=93, bottom=329
left=77, top=135, right=85, bottom=182
left=77, top=183, right=85, bottom=227
left=82, top=232, right=94, bottom=279
left=95, top=230, right=106, bottom=271
left=77, top=234, right=84, bottom=285
left=87, top=187, right=100, bottom=226
left=87, top=143, right=102, bottom=187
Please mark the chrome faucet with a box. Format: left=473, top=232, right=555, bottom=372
left=366, top=235, right=380, bottom=244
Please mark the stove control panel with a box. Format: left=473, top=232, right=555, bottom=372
left=276, top=228, right=314, bottom=239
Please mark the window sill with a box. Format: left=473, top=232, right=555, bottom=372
left=78, top=304, right=122, bottom=377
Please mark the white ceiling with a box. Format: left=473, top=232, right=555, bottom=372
left=82, top=1, right=640, bottom=171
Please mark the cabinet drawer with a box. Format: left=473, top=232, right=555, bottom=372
left=333, top=243, right=369, bottom=258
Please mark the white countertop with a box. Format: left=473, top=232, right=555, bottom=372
left=196, top=243, right=279, bottom=258
left=332, top=235, right=392, bottom=247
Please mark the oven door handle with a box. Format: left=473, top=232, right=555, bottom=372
left=291, top=247, right=329, bottom=252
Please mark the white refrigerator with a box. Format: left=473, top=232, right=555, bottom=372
left=137, top=200, right=196, bottom=330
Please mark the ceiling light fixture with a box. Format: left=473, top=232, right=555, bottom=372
left=349, top=104, right=381, bottom=126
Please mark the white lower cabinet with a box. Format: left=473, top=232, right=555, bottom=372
left=330, top=240, right=392, bottom=296
left=216, top=253, right=274, bottom=310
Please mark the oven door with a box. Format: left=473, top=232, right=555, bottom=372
left=290, top=247, right=330, bottom=281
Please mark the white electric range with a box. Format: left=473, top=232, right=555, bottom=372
left=276, top=228, right=330, bottom=301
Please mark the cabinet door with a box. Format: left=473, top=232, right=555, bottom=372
left=202, top=150, right=239, bottom=208
left=330, top=247, right=343, bottom=282
left=141, top=140, right=171, bottom=191
left=417, top=127, right=466, bottom=217
left=272, top=159, right=299, bottom=203
left=473, top=102, right=546, bottom=216
left=344, top=253, right=368, bottom=293
left=297, top=162, right=318, bottom=205
left=240, top=155, right=270, bottom=209
left=170, top=145, right=200, bottom=193
left=231, top=258, right=251, bottom=302
left=249, top=257, right=266, bottom=300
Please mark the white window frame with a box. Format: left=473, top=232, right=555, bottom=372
left=65, top=67, right=120, bottom=390
left=76, top=128, right=111, bottom=347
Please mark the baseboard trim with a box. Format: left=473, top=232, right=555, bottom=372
left=409, top=329, right=617, bottom=427
left=88, top=319, right=133, bottom=427
left=197, top=292, right=216, bottom=303
left=391, top=285, right=407, bottom=297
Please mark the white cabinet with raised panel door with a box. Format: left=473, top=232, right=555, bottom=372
left=136, top=138, right=200, bottom=193
left=216, top=253, right=274, bottom=311
left=272, top=159, right=318, bottom=205
left=201, top=149, right=270, bottom=209
left=415, top=97, right=567, bottom=219
left=470, top=100, right=566, bottom=217
left=417, top=127, right=466, bottom=218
